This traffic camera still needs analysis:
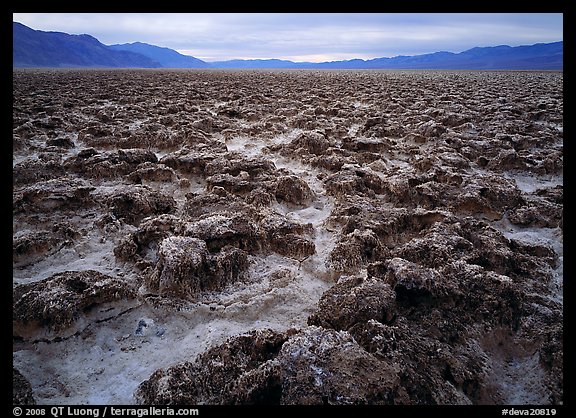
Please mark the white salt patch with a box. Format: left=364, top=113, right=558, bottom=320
left=12, top=227, right=137, bottom=287
left=153, top=150, right=171, bottom=160
left=126, top=119, right=149, bottom=132
left=225, top=129, right=302, bottom=157
left=494, top=218, right=563, bottom=304
left=311, top=364, right=324, bottom=386
left=13, top=248, right=333, bottom=404
left=347, top=123, right=362, bottom=136
left=504, top=172, right=563, bottom=194
left=14, top=127, right=340, bottom=405
left=500, top=353, right=547, bottom=404
left=226, top=130, right=339, bottom=281
left=353, top=101, right=371, bottom=109
left=225, top=136, right=267, bottom=158
left=12, top=154, right=31, bottom=167
left=535, top=121, right=563, bottom=133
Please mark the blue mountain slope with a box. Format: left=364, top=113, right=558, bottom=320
left=210, top=59, right=298, bottom=69
left=13, top=22, right=160, bottom=68
left=13, top=21, right=562, bottom=70
left=108, top=42, right=209, bottom=68
left=211, top=42, right=562, bottom=70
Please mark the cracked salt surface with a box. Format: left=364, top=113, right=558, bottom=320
left=484, top=168, right=563, bottom=303
left=14, top=70, right=562, bottom=405
left=14, top=268, right=329, bottom=405
left=225, top=131, right=339, bottom=281
left=494, top=217, right=563, bottom=304
left=504, top=172, right=563, bottom=194
left=13, top=130, right=339, bottom=405
left=12, top=232, right=127, bottom=286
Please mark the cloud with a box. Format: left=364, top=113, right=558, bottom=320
left=12, top=13, right=563, bottom=62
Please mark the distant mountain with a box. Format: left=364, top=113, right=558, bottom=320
left=354, top=42, right=564, bottom=70
left=13, top=22, right=160, bottom=68
left=13, top=21, right=562, bottom=70
left=211, top=42, right=563, bottom=70
left=108, top=42, right=209, bottom=68
left=210, top=59, right=299, bottom=69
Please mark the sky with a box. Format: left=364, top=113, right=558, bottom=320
left=12, top=13, right=563, bottom=63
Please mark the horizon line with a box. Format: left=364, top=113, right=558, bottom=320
left=14, top=20, right=562, bottom=65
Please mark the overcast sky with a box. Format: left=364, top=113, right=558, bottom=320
left=12, top=13, right=563, bottom=62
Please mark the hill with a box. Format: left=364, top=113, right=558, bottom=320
left=108, top=42, right=209, bottom=68
left=13, top=22, right=160, bottom=68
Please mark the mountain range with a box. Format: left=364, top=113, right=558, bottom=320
left=13, top=21, right=563, bottom=70
left=13, top=22, right=159, bottom=68
left=107, top=42, right=210, bottom=68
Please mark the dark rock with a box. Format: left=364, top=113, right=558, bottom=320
left=13, top=230, right=62, bottom=267
left=534, top=150, right=563, bottom=175
left=329, top=228, right=384, bottom=272
left=114, top=214, right=186, bottom=264
left=309, top=154, right=348, bottom=171
left=383, top=257, right=453, bottom=306
left=13, top=270, right=136, bottom=340
left=147, top=236, right=209, bottom=298
left=64, top=148, right=158, bottom=180
left=206, top=172, right=253, bottom=194
left=13, top=368, right=36, bottom=405
left=346, top=318, right=474, bottom=404
left=395, top=224, right=474, bottom=269
left=271, top=233, right=315, bottom=260
left=308, top=275, right=397, bottom=330
left=454, top=175, right=523, bottom=219
left=508, top=196, right=562, bottom=229
left=13, top=159, right=66, bottom=186
left=417, top=120, right=446, bottom=138
left=13, top=223, right=80, bottom=268
left=441, top=113, right=469, bottom=128
left=487, top=149, right=526, bottom=171
left=342, top=136, right=391, bottom=153
left=535, top=185, right=563, bottom=204
left=246, top=188, right=275, bottom=207
left=184, top=212, right=259, bottom=253
left=13, top=177, right=95, bottom=214
left=184, top=189, right=255, bottom=219
left=538, top=324, right=563, bottom=404
left=325, top=169, right=373, bottom=198
left=128, top=162, right=178, bottom=183
left=459, top=223, right=521, bottom=276
left=101, top=186, right=176, bottom=225
left=290, top=132, right=329, bottom=155
left=439, top=260, right=524, bottom=327
left=205, top=156, right=276, bottom=178
left=113, top=235, right=139, bottom=262
left=277, top=326, right=399, bottom=405
left=209, top=246, right=251, bottom=288
left=363, top=116, right=385, bottom=130
left=218, top=107, right=242, bottom=118
left=77, top=148, right=98, bottom=159
left=354, top=167, right=386, bottom=194
left=147, top=235, right=250, bottom=299
left=46, top=136, right=75, bottom=148
left=259, top=212, right=315, bottom=258
left=160, top=149, right=215, bottom=175
left=117, top=149, right=158, bottom=165
left=78, top=125, right=114, bottom=143
left=136, top=326, right=400, bottom=405
left=135, top=329, right=288, bottom=405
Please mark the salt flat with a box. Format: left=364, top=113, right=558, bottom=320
left=13, top=69, right=563, bottom=405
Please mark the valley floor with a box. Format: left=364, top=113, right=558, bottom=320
left=13, top=69, right=563, bottom=405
